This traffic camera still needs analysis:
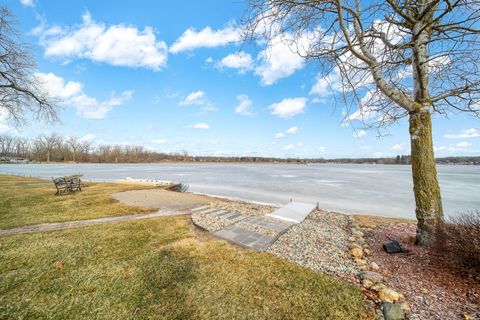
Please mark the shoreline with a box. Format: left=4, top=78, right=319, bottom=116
left=0, top=172, right=419, bottom=221
left=1, top=161, right=479, bottom=166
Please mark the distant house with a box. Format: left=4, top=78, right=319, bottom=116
left=0, top=157, right=30, bottom=164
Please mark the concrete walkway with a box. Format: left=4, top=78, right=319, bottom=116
left=191, top=203, right=309, bottom=251
left=0, top=210, right=187, bottom=237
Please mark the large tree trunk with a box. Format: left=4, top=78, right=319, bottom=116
left=409, top=106, right=443, bottom=246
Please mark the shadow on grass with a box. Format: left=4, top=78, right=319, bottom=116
left=135, top=246, right=199, bottom=319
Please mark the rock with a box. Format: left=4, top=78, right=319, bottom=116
left=352, top=230, right=364, bottom=237
left=399, top=302, right=411, bottom=312
left=382, top=302, right=406, bottom=320
left=364, top=248, right=371, bottom=255
left=348, top=236, right=356, bottom=242
left=350, top=248, right=363, bottom=257
left=371, top=283, right=387, bottom=292
left=370, top=262, right=380, bottom=271
left=379, top=288, right=403, bottom=303
left=362, top=279, right=374, bottom=288
left=350, top=242, right=362, bottom=249
left=420, top=287, right=429, bottom=294
left=360, top=271, right=384, bottom=283
left=359, top=265, right=369, bottom=271
left=355, top=258, right=368, bottom=266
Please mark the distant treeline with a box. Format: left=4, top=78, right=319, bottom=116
left=0, top=134, right=479, bottom=165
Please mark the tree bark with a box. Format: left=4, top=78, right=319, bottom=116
left=409, top=106, right=443, bottom=246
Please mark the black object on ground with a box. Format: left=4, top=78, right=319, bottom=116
left=383, top=240, right=404, bottom=253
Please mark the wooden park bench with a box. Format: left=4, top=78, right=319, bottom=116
left=53, top=175, right=83, bottom=195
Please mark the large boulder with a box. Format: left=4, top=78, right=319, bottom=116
left=382, top=302, right=406, bottom=320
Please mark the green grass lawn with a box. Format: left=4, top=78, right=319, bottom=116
left=0, top=174, right=155, bottom=229
left=0, top=174, right=369, bottom=319
left=0, top=216, right=367, bottom=319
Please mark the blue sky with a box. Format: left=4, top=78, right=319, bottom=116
left=2, top=0, right=479, bottom=158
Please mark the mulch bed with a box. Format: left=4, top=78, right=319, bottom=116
left=364, top=223, right=480, bottom=320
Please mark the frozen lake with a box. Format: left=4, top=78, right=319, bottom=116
left=1, top=163, right=479, bottom=219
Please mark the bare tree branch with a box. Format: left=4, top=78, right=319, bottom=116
left=0, top=7, right=58, bottom=128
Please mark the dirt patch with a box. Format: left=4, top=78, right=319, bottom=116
left=113, top=189, right=211, bottom=211
left=363, top=222, right=480, bottom=320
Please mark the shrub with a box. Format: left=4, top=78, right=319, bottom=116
left=436, top=210, right=480, bottom=274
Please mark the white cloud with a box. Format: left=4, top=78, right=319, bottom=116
left=179, top=90, right=217, bottom=112
left=35, top=12, right=168, bottom=70
left=19, top=0, right=34, bottom=7
left=179, top=91, right=206, bottom=106
left=268, top=97, right=307, bottom=118
left=186, top=123, right=210, bottom=130
left=210, top=140, right=219, bottom=145
left=255, top=35, right=305, bottom=85
left=218, top=52, right=253, bottom=73
left=310, top=69, right=341, bottom=98
left=35, top=72, right=132, bottom=119
left=391, top=143, right=406, bottom=151
left=318, top=146, right=326, bottom=152
left=283, top=142, right=304, bottom=150
left=151, top=139, right=167, bottom=144
left=444, top=128, right=480, bottom=139
left=235, top=94, right=254, bottom=116
left=79, top=134, right=96, bottom=143
left=0, top=123, right=13, bottom=133
left=170, top=25, right=240, bottom=53
left=448, top=141, right=473, bottom=153
left=285, top=126, right=298, bottom=134
left=276, top=126, right=298, bottom=139
left=353, top=130, right=367, bottom=138
left=455, top=141, right=471, bottom=148
left=434, top=145, right=447, bottom=152
left=0, top=109, right=13, bottom=133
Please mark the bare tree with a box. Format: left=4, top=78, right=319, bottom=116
left=35, top=134, right=61, bottom=163
left=78, top=140, right=91, bottom=162
left=243, top=0, right=480, bottom=246
left=0, top=7, right=58, bottom=127
left=66, top=136, right=80, bottom=162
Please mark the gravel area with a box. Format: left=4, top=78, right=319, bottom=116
left=191, top=212, right=233, bottom=232
left=363, top=222, right=480, bottom=320
left=209, top=200, right=277, bottom=217
left=267, top=209, right=358, bottom=278
left=234, top=221, right=279, bottom=237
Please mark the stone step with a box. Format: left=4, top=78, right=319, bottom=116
left=213, top=225, right=274, bottom=251
left=191, top=205, right=211, bottom=212
left=195, top=208, right=220, bottom=215
left=241, top=216, right=294, bottom=233
left=209, top=210, right=229, bottom=217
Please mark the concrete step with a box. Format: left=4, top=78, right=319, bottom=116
left=266, top=201, right=316, bottom=223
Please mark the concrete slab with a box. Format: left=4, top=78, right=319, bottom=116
left=266, top=201, right=316, bottom=223
left=196, top=208, right=220, bottom=215
left=191, top=205, right=210, bottom=212
left=213, top=225, right=274, bottom=251
left=241, top=216, right=293, bottom=233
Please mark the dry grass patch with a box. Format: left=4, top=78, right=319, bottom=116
left=0, top=174, right=155, bottom=229
left=0, top=216, right=368, bottom=319
left=353, top=214, right=415, bottom=229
